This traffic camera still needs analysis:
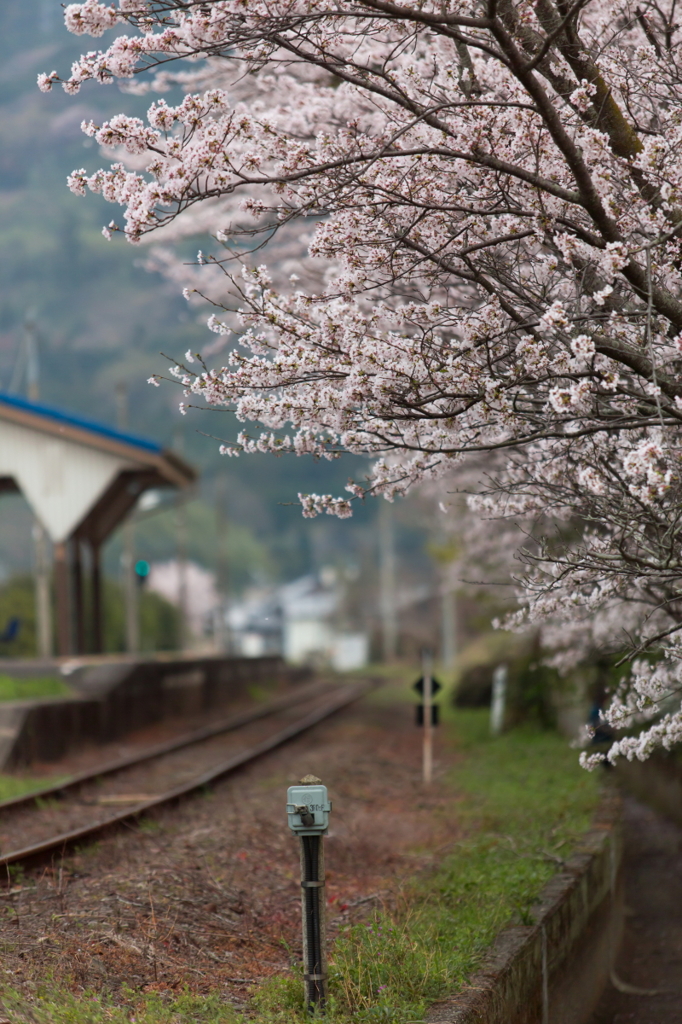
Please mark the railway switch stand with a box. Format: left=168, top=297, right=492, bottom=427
left=287, top=775, right=331, bottom=1012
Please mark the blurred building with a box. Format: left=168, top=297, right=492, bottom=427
left=147, top=560, right=221, bottom=642
left=227, top=570, right=369, bottom=670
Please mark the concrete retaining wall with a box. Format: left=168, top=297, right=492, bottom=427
left=0, top=655, right=304, bottom=769
left=427, top=794, right=622, bottom=1024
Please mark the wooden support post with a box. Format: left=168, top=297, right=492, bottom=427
left=53, top=541, right=71, bottom=657
left=72, top=539, right=85, bottom=655
left=33, top=519, right=52, bottom=658
left=91, top=543, right=104, bottom=654
left=123, top=517, right=139, bottom=653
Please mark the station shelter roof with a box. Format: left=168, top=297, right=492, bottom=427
left=0, top=392, right=195, bottom=546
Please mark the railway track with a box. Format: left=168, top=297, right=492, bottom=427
left=0, top=678, right=372, bottom=873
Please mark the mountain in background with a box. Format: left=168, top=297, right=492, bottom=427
left=0, top=1, right=434, bottom=613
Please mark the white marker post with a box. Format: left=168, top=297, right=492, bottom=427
left=490, top=663, right=508, bottom=736
left=422, top=648, right=434, bottom=785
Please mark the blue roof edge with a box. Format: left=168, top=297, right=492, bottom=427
left=0, top=391, right=162, bottom=454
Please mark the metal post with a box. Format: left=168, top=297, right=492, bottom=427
left=490, top=663, right=508, bottom=736
left=287, top=775, right=331, bottom=1013
left=422, top=647, right=434, bottom=785
left=300, top=834, right=327, bottom=1010
left=379, top=500, right=398, bottom=661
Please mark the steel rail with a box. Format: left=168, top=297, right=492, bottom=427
left=0, top=677, right=337, bottom=814
left=0, top=681, right=371, bottom=871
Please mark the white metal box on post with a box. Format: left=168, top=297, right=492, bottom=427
left=286, top=784, right=331, bottom=835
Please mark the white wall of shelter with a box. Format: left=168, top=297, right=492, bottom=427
left=0, top=417, right=128, bottom=543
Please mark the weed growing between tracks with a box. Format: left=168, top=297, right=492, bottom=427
left=0, top=706, right=599, bottom=1024
left=0, top=775, right=60, bottom=802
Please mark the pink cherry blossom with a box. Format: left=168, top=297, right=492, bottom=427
left=44, top=0, right=682, bottom=760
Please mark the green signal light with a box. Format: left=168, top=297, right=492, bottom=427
left=135, top=559, right=151, bottom=578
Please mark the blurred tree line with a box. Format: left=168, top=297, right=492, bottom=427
left=0, top=575, right=180, bottom=657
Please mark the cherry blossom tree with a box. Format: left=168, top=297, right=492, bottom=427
left=41, top=0, right=682, bottom=761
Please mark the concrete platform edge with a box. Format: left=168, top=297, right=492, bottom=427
left=0, top=656, right=306, bottom=769
left=426, top=790, right=623, bottom=1024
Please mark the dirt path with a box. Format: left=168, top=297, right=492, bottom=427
left=589, top=795, right=682, bottom=1024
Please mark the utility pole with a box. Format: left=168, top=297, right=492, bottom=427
left=379, top=500, right=398, bottom=661
left=116, top=383, right=139, bottom=654
left=215, top=476, right=230, bottom=653
left=174, top=429, right=190, bottom=651
left=176, top=497, right=189, bottom=651
left=441, top=586, right=457, bottom=669
left=20, top=316, right=53, bottom=658
left=421, top=647, right=434, bottom=785
left=25, top=318, right=39, bottom=404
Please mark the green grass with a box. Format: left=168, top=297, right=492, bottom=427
left=0, top=988, right=240, bottom=1024
left=0, top=674, right=71, bottom=701
left=0, top=774, right=57, bottom=802
left=0, top=709, right=601, bottom=1024
left=247, top=681, right=279, bottom=703
left=254, top=710, right=601, bottom=1024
